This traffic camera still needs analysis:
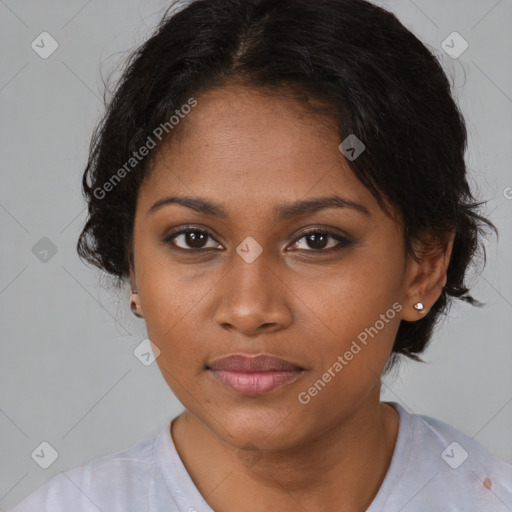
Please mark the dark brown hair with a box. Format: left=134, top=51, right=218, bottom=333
left=77, top=0, right=496, bottom=368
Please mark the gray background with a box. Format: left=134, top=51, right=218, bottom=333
left=1, top=0, right=511, bottom=509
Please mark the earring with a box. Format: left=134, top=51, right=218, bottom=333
left=130, top=291, right=143, bottom=318
left=413, top=302, right=425, bottom=312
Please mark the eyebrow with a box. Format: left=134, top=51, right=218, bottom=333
left=147, top=194, right=370, bottom=219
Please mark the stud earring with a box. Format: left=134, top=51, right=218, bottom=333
left=413, top=302, right=425, bottom=312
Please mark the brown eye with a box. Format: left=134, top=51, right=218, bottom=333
left=164, top=229, right=222, bottom=250
left=290, top=230, right=353, bottom=252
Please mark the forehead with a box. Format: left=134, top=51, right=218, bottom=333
left=139, top=85, right=378, bottom=217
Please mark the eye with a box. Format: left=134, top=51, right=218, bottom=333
left=289, top=229, right=353, bottom=252
left=163, top=228, right=222, bottom=251
left=162, top=226, right=353, bottom=253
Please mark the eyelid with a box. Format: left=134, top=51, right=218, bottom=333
left=290, top=225, right=352, bottom=242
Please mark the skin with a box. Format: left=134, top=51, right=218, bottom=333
left=129, top=85, right=454, bottom=512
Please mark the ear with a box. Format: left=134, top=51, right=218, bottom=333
left=129, top=268, right=137, bottom=294
left=128, top=248, right=138, bottom=293
left=401, top=231, right=455, bottom=321
left=129, top=268, right=144, bottom=318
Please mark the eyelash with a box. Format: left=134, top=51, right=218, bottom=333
left=162, top=226, right=353, bottom=254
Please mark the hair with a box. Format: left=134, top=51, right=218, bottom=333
left=77, top=0, right=496, bottom=369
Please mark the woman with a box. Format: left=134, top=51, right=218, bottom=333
left=9, top=0, right=512, bottom=510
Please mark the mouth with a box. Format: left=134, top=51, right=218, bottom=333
left=206, top=353, right=306, bottom=396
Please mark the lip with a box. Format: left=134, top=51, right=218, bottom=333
left=207, top=354, right=304, bottom=372
left=206, top=353, right=305, bottom=396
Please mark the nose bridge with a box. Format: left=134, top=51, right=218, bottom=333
left=214, top=245, right=291, bottom=334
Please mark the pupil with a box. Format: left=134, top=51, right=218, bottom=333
left=187, top=231, right=206, bottom=248
left=308, top=232, right=327, bottom=249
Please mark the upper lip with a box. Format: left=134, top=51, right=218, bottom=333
left=207, top=353, right=304, bottom=372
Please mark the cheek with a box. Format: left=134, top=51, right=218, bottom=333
left=293, top=271, right=401, bottom=420
left=290, top=251, right=403, bottom=339
left=134, top=241, right=194, bottom=352
left=287, top=255, right=402, bottom=400
left=140, top=274, right=210, bottom=362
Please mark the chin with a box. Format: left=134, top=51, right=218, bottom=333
left=204, top=404, right=308, bottom=452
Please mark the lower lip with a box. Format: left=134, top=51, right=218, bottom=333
left=208, top=369, right=304, bottom=395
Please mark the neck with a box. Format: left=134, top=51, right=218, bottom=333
left=171, top=392, right=399, bottom=512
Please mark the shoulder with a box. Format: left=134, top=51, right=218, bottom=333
left=383, top=402, right=512, bottom=511
left=7, top=428, right=162, bottom=512
left=411, top=407, right=512, bottom=479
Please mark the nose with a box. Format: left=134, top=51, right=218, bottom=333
left=213, top=249, right=292, bottom=336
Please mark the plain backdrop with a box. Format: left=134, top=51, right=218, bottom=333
left=1, top=0, right=511, bottom=509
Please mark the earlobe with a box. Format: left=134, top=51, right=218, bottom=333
left=129, top=269, right=144, bottom=319
left=130, top=290, right=144, bottom=318
left=401, top=231, right=455, bottom=322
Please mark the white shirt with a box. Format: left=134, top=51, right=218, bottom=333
left=8, top=402, right=512, bottom=511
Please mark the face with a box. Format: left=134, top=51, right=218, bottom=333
left=131, top=85, right=415, bottom=451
